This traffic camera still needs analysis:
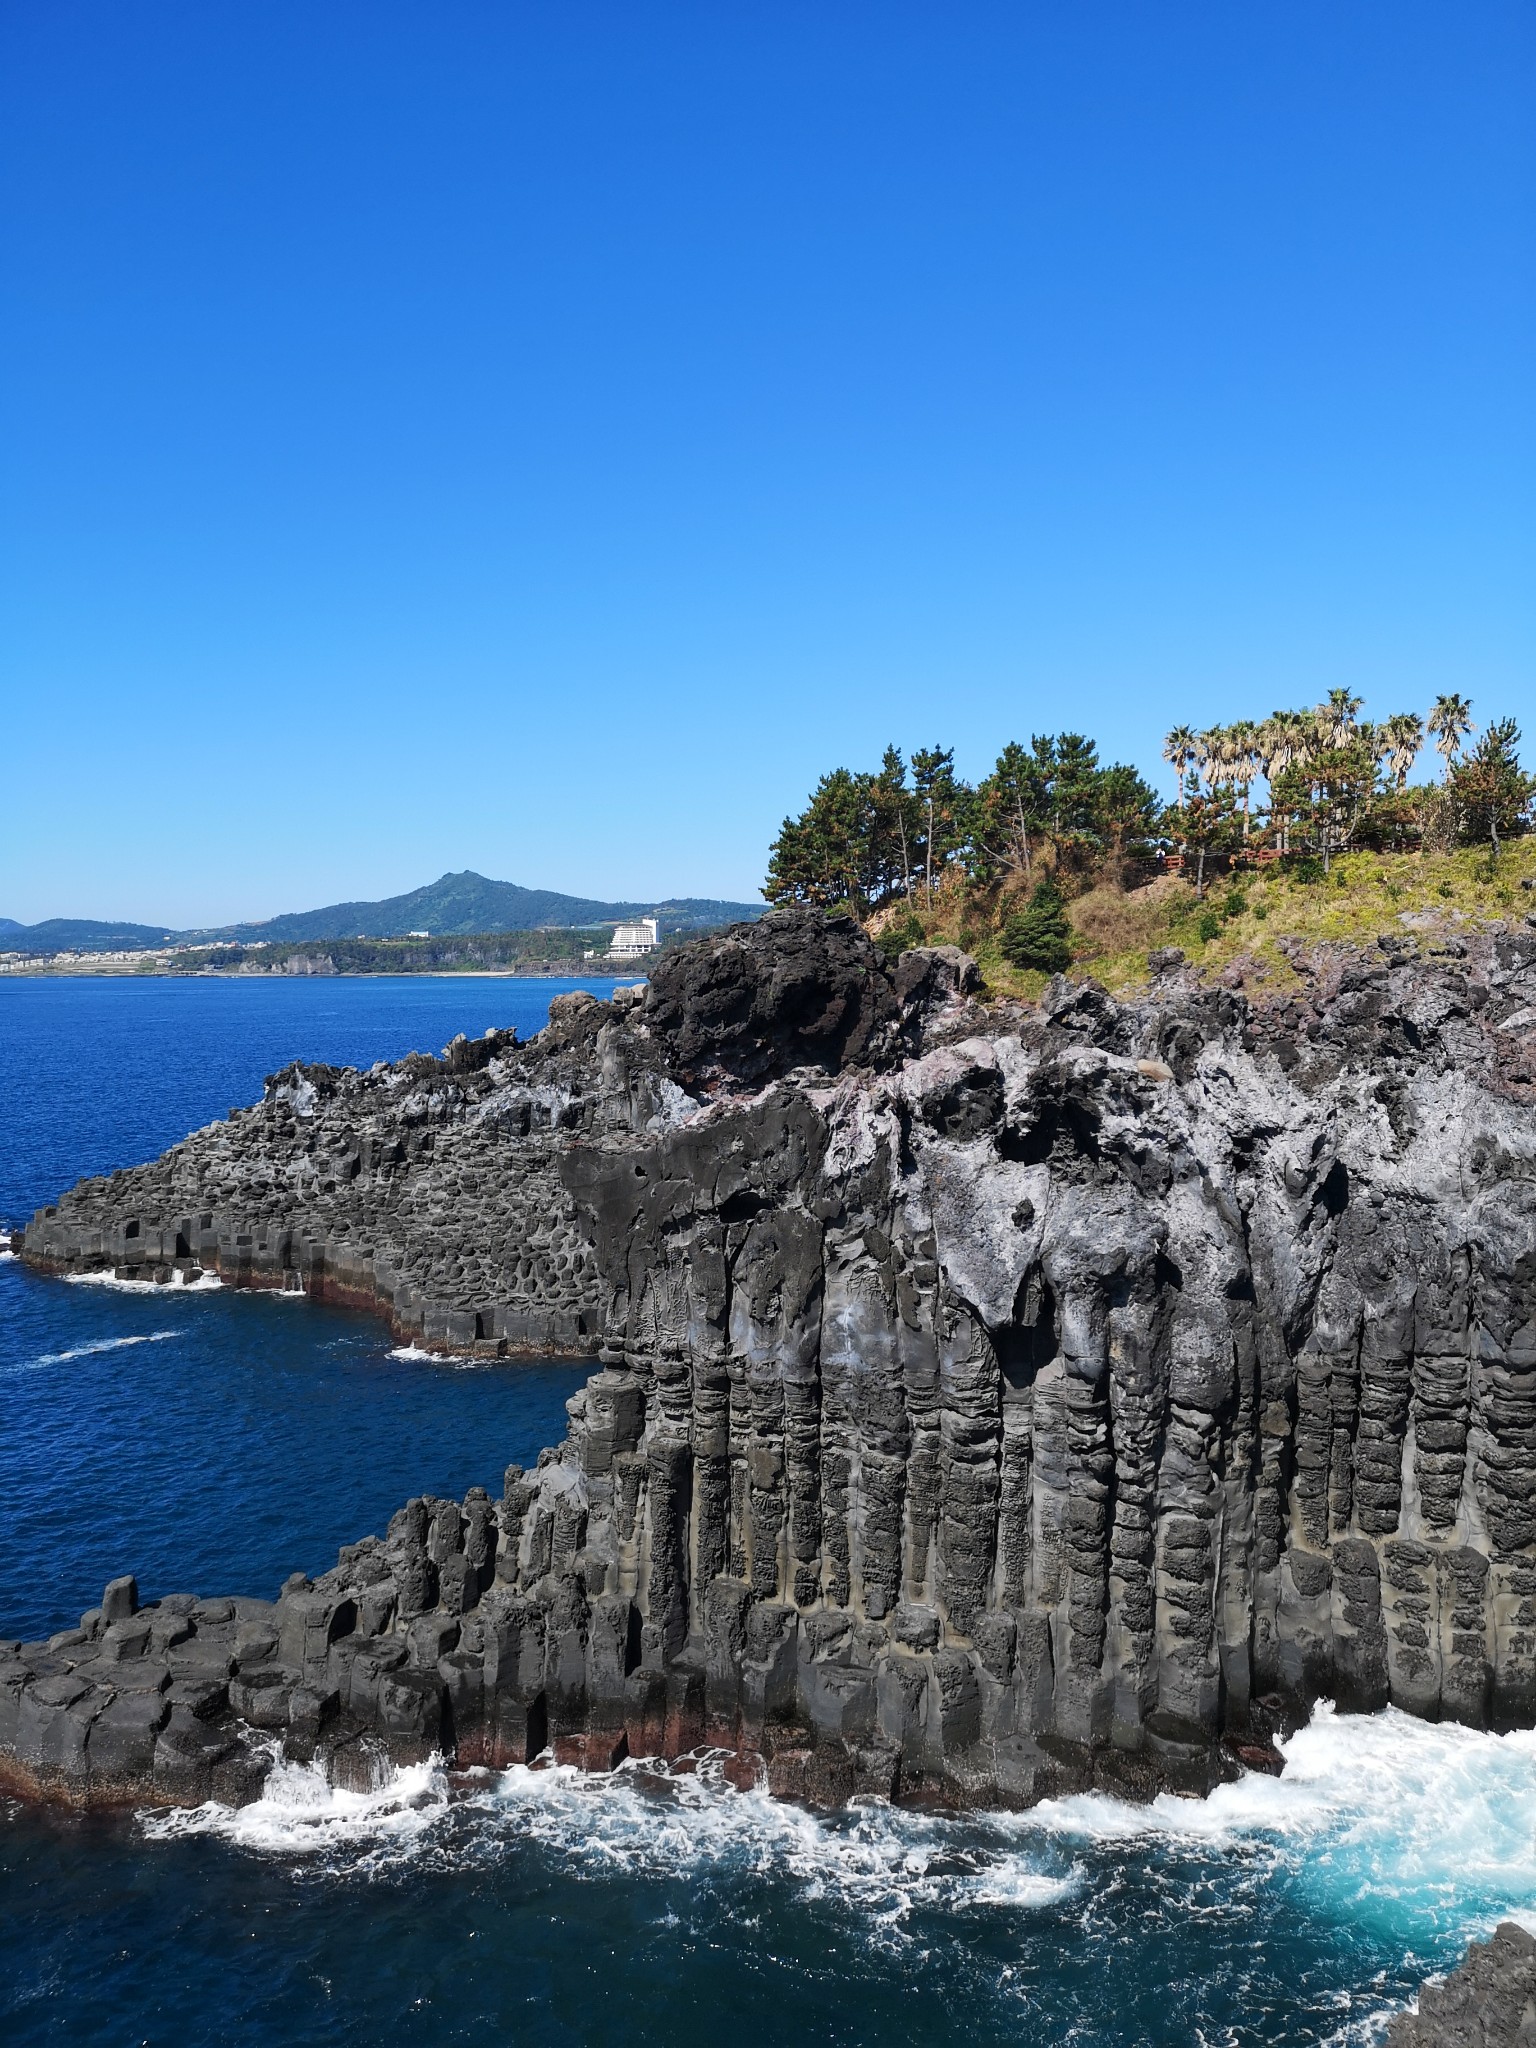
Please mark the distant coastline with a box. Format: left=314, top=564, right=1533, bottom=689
left=0, top=868, right=765, bottom=955
left=0, top=925, right=705, bottom=980
left=0, top=956, right=646, bottom=981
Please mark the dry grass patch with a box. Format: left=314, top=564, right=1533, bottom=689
left=861, top=840, right=1536, bottom=1006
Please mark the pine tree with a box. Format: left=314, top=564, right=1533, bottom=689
left=1451, top=718, right=1535, bottom=862
left=1093, top=763, right=1160, bottom=860
left=764, top=766, right=875, bottom=909
left=910, top=745, right=973, bottom=902
left=868, top=745, right=918, bottom=901
left=1000, top=878, right=1074, bottom=973
left=973, top=740, right=1050, bottom=880
left=1050, top=732, right=1102, bottom=856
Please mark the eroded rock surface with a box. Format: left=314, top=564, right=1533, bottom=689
left=10, top=907, right=1536, bottom=1811
left=1387, top=1922, right=1536, bottom=2046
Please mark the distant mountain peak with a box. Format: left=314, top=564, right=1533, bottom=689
left=215, top=872, right=765, bottom=944
left=1, top=875, right=765, bottom=953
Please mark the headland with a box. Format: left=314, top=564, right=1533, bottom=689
left=7, top=906, right=1536, bottom=1828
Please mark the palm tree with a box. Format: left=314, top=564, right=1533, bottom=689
left=1197, top=725, right=1232, bottom=790
left=1260, top=709, right=1310, bottom=780
left=1382, top=711, right=1424, bottom=790
left=1261, top=708, right=1312, bottom=853
left=1229, top=718, right=1261, bottom=840
left=1162, top=725, right=1198, bottom=808
left=1428, top=694, right=1476, bottom=778
left=1320, top=688, right=1364, bottom=749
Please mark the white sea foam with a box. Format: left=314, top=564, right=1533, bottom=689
left=61, top=1267, right=222, bottom=1295
left=472, top=1751, right=1083, bottom=1927
left=1027, top=1703, right=1536, bottom=1943
left=144, top=1744, right=1082, bottom=1927
left=132, top=1703, right=1536, bottom=1995
left=141, top=1749, right=452, bottom=1863
left=388, top=1343, right=483, bottom=1367
left=27, top=1329, right=182, bottom=1368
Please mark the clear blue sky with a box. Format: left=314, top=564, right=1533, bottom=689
left=3, top=2, right=1532, bottom=925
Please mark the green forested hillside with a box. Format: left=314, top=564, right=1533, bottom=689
left=2, top=873, right=766, bottom=952
left=218, top=871, right=765, bottom=942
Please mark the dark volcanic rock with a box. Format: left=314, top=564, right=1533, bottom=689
left=10, top=915, right=1536, bottom=1814
left=1388, top=1923, right=1536, bottom=2046
left=643, top=907, right=900, bottom=1085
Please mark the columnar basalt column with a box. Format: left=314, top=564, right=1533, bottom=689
left=11, top=912, right=1536, bottom=1812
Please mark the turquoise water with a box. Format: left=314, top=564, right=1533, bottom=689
left=2, top=975, right=1533, bottom=2046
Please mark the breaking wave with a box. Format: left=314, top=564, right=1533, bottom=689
left=26, top=1329, right=182, bottom=1369
left=1031, top=1704, right=1536, bottom=1942
left=388, top=1343, right=482, bottom=1367
left=135, top=1706, right=1536, bottom=1981
left=473, top=1754, right=1085, bottom=1925
left=141, top=1749, right=451, bottom=1868
left=142, top=1746, right=1084, bottom=1929
left=61, top=1268, right=222, bottom=1295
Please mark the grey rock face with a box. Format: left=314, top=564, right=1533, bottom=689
left=11, top=911, right=1536, bottom=1812
left=1387, top=1922, right=1536, bottom=2046
left=643, top=907, right=901, bottom=1085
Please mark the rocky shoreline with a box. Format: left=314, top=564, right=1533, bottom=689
left=7, top=907, right=1536, bottom=1829
left=1386, top=1921, right=1536, bottom=2045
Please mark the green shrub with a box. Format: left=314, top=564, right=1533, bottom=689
left=877, top=911, right=927, bottom=959
left=1001, top=879, right=1074, bottom=974
left=1252, top=903, right=1268, bottom=921
left=1196, top=908, right=1222, bottom=944
left=1286, top=854, right=1324, bottom=884
left=1221, top=887, right=1248, bottom=920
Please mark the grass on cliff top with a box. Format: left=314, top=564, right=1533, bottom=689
left=876, top=840, right=1536, bottom=1002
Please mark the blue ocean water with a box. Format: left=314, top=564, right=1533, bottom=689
left=0, top=976, right=619, bottom=1644
left=2, top=975, right=1534, bottom=2047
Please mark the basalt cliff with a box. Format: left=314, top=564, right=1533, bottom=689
left=7, top=907, right=1536, bottom=1815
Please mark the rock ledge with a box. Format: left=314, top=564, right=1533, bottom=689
left=10, top=909, right=1536, bottom=1816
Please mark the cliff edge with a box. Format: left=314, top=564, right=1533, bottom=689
left=1387, top=1922, right=1536, bottom=2046
left=7, top=907, right=1536, bottom=1813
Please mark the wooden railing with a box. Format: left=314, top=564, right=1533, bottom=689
left=1157, top=847, right=1282, bottom=877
